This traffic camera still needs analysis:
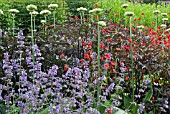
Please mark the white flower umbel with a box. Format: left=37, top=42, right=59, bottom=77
left=161, top=13, right=167, bottom=17
left=124, top=12, right=134, bottom=17
left=92, top=8, right=102, bottom=14
left=121, top=4, right=129, bottom=9
left=9, top=9, right=19, bottom=36
left=48, top=4, right=58, bottom=29
left=40, top=10, right=51, bottom=31
left=8, top=9, right=19, bottom=14
left=98, top=21, right=106, bottom=27
left=77, top=7, right=87, bottom=24
left=41, top=20, right=46, bottom=24
left=26, top=4, right=37, bottom=12
left=162, top=18, right=168, bottom=22
left=160, top=24, right=166, bottom=28
left=153, top=10, right=160, bottom=15
left=136, top=25, right=144, bottom=29
left=48, top=4, right=58, bottom=11
left=29, top=11, right=38, bottom=16
left=77, top=7, right=87, bottom=12
left=40, top=10, right=51, bottom=16
left=0, top=9, right=3, bottom=15
left=89, top=9, right=95, bottom=14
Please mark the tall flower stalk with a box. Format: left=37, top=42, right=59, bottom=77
left=40, top=10, right=51, bottom=32
left=48, top=4, right=58, bottom=29
left=8, top=9, right=19, bottom=36
left=26, top=4, right=38, bottom=65
left=153, top=10, right=160, bottom=30
left=77, top=7, right=87, bottom=24
left=0, top=9, right=4, bottom=29
left=125, top=11, right=135, bottom=113
left=97, top=21, right=106, bottom=103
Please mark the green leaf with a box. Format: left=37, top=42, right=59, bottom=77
left=38, top=107, right=49, bottom=114
left=144, top=89, right=153, bottom=101
left=103, top=100, right=111, bottom=108
left=113, top=107, right=128, bottom=114
left=124, top=96, right=132, bottom=109
left=0, top=104, right=6, bottom=114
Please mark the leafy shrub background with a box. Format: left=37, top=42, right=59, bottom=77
left=0, top=0, right=67, bottom=33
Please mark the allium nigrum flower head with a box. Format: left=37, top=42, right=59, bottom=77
left=26, top=4, right=37, bottom=12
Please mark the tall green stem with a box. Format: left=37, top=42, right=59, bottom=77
left=12, top=15, right=15, bottom=36
left=31, top=14, right=35, bottom=65
left=80, top=12, right=82, bottom=24
left=53, top=11, right=56, bottom=29
left=97, top=24, right=101, bottom=103
left=45, top=16, right=47, bottom=31
left=130, top=16, right=135, bottom=113
left=34, top=16, right=35, bottom=32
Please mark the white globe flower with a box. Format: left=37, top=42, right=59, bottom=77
left=92, top=8, right=102, bottom=14
left=89, top=9, right=95, bottom=14
left=8, top=9, right=19, bottom=14
left=124, top=12, right=134, bottom=17
left=161, top=13, right=167, bottom=17
left=26, top=4, right=37, bottom=12
left=41, top=20, right=46, bottom=24
left=160, top=24, right=166, bottom=28
left=77, top=7, right=87, bottom=12
left=121, top=4, right=129, bottom=9
left=29, top=11, right=38, bottom=16
left=0, top=9, right=3, bottom=15
left=48, top=4, right=58, bottom=10
left=153, top=10, right=160, bottom=15
left=98, top=21, right=106, bottom=27
left=40, top=10, right=51, bottom=16
left=162, top=18, right=168, bottom=22
left=137, top=25, right=144, bottom=29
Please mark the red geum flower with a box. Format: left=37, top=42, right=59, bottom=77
left=110, top=61, right=116, bottom=66
left=87, top=49, right=92, bottom=53
left=60, top=54, right=64, bottom=58
left=82, top=41, right=86, bottom=46
left=94, top=3, right=98, bottom=7
left=89, top=41, right=93, bottom=45
left=83, top=18, right=86, bottom=21
left=100, top=43, right=104, bottom=48
left=126, top=67, right=130, bottom=71
left=134, top=18, right=136, bottom=21
left=64, top=64, right=68, bottom=71
left=141, top=43, right=146, bottom=47
left=142, top=12, right=144, bottom=15
left=80, top=59, right=84, bottom=63
left=95, top=15, right=99, bottom=19
left=115, top=14, right=118, bottom=17
left=168, top=12, right=170, bottom=15
left=125, top=76, right=129, bottom=81
left=84, top=53, right=90, bottom=60
left=127, top=38, right=132, bottom=43
left=107, top=109, right=112, bottom=114
left=104, top=63, right=110, bottom=70
left=152, top=22, right=155, bottom=25
left=46, top=26, right=48, bottom=29
left=50, top=25, right=54, bottom=29
left=88, top=45, right=92, bottom=49
left=100, top=56, right=104, bottom=61
left=107, top=38, right=112, bottom=42
left=74, top=15, right=78, bottom=19
left=104, top=53, right=111, bottom=60
left=124, top=45, right=130, bottom=50
left=152, top=96, right=154, bottom=101
left=138, top=18, right=141, bottom=21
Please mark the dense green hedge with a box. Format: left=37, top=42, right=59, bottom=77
left=0, top=0, right=67, bottom=33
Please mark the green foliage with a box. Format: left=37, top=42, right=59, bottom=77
left=65, top=0, right=100, bottom=17
left=0, top=0, right=67, bottom=32
left=98, top=0, right=170, bottom=27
